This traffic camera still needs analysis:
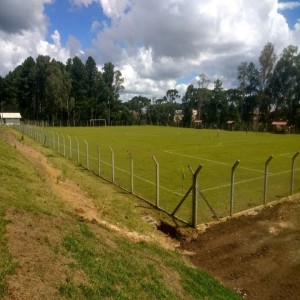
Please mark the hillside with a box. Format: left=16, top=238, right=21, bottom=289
left=0, top=127, right=240, bottom=299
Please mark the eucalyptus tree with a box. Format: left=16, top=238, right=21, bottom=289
left=237, top=61, right=260, bottom=125
left=258, top=42, right=277, bottom=122
left=181, top=84, right=199, bottom=127
left=164, top=89, right=180, bottom=103
left=102, top=62, right=125, bottom=124
left=125, top=96, right=151, bottom=124
left=268, top=45, right=300, bottom=123
left=197, top=73, right=210, bottom=117
left=202, top=79, right=227, bottom=126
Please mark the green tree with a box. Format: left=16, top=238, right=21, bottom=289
left=182, top=84, right=198, bottom=127
left=164, top=89, right=180, bottom=103
left=202, top=79, right=227, bottom=126
left=268, top=45, right=300, bottom=123
left=35, top=55, right=51, bottom=120
left=16, top=56, right=36, bottom=119
left=45, top=59, right=71, bottom=124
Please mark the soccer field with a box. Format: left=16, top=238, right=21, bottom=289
left=27, top=125, right=300, bottom=224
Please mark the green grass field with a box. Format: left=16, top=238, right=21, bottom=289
left=22, top=125, right=300, bottom=224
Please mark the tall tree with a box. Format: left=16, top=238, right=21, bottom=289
left=258, top=43, right=277, bottom=123
left=268, top=45, right=299, bottom=123
left=17, top=56, right=36, bottom=119
left=182, top=84, right=198, bottom=127
left=164, top=89, right=180, bottom=103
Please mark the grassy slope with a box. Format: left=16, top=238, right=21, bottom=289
left=0, top=127, right=241, bottom=299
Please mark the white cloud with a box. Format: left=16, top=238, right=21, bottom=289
left=71, top=0, right=95, bottom=7
left=1, top=0, right=300, bottom=102
left=90, top=0, right=299, bottom=99
left=91, top=21, right=101, bottom=32
left=99, top=0, right=132, bottom=21
left=278, top=1, right=300, bottom=10
left=36, top=30, right=70, bottom=63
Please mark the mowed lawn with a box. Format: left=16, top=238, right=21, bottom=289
left=33, top=125, right=300, bottom=224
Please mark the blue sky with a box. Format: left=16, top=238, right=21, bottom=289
left=279, top=0, right=300, bottom=27
left=1, top=0, right=300, bottom=101
left=45, top=1, right=110, bottom=49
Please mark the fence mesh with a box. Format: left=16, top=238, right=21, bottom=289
left=15, top=125, right=300, bottom=227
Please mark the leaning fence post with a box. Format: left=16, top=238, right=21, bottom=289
left=75, top=137, right=80, bottom=163
left=290, top=151, right=299, bottom=195
left=152, top=156, right=160, bottom=208
left=109, top=146, right=115, bottom=183
left=84, top=139, right=89, bottom=169
left=264, top=155, right=273, bottom=206
left=230, top=160, right=240, bottom=216
left=189, top=164, right=203, bottom=228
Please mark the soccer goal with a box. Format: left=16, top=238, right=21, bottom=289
left=89, top=119, right=107, bottom=126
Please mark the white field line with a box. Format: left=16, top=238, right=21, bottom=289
left=165, top=150, right=266, bottom=174
left=202, top=168, right=300, bottom=192
left=70, top=150, right=298, bottom=197
left=279, top=152, right=296, bottom=158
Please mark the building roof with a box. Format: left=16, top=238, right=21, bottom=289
left=271, top=121, right=287, bottom=126
left=0, top=113, right=21, bottom=119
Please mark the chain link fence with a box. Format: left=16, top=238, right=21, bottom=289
left=15, top=125, right=300, bottom=227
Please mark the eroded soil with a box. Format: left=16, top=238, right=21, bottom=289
left=181, top=199, right=300, bottom=300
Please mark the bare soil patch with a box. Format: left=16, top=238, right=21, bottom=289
left=180, top=198, right=300, bottom=300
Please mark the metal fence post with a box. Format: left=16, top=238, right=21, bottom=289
left=130, top=153, right=134, bottom=194
left=56, top=132, right=60, bottom=154
left=75, top=137, right=79, bottom=163
left=84, top=139, right=89, bottom=169
left=264, top=155, right=273, bottom=206
left=109, top=146, right=115, bottom=183
left=189, top=164, right=202, bottom=228
left=61, top=134, right=66, bottom=156
left=67, top=135, right=72, bottom=158
left=290, top=151, right=299, bottom=195
left=51, top=131, right=54, bottom=150
left=97, top=145, right=101, bottom=176
left=230, top=160, right=240, bottom=216
left=152, top=156, right=159, bottom=208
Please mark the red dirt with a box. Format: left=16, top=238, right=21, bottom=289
left=180, top=199, right=300, bottom=299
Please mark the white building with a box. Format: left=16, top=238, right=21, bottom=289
left=0, top=113, right=22, bottom=126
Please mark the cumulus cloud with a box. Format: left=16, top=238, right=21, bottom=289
left=278, top=1, right=300, bottom=10
left=0, top=0, right=73, bottom=76
left=0, top=0, right=52, bottom=34
left=1, top=0, right=300, bottom=101
left=89, top=0, right=298, bottom=99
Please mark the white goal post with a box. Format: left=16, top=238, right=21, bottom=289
left=89, top=119, right=107, bottom=126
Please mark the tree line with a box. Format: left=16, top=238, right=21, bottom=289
left=0, top=43, right=299, bottom=129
